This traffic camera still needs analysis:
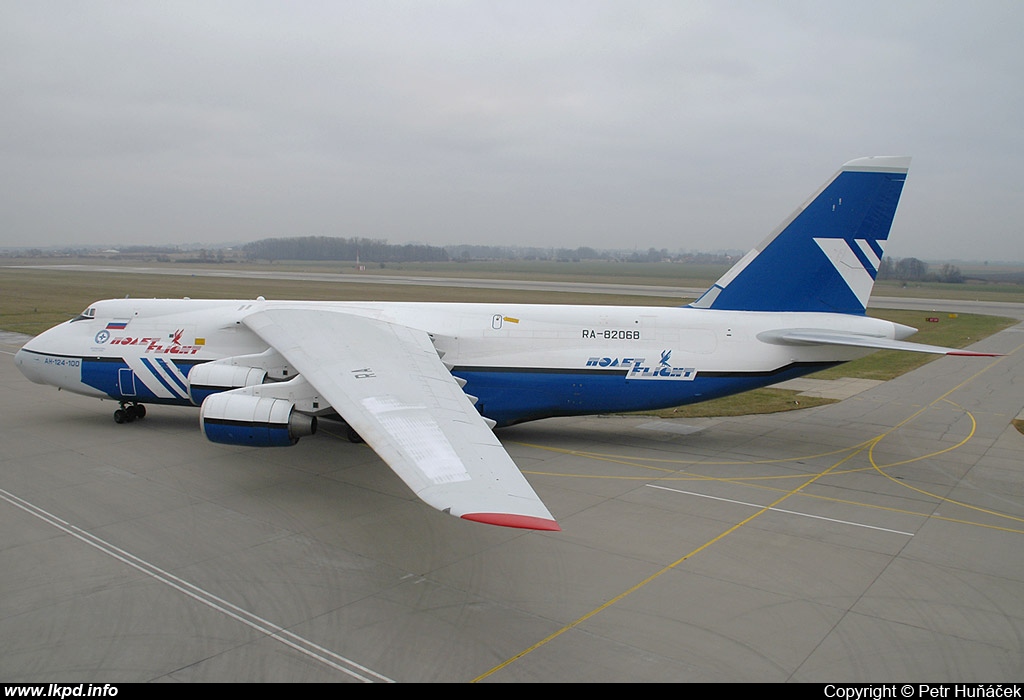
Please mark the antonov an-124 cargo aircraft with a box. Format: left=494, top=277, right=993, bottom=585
left=16, top=156, right=996, bottom=532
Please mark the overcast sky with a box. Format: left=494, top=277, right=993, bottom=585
left=2, top=1, right=1021, bottom=261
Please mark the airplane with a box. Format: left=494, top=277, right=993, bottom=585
left=14, top=156, right=999, bottom=533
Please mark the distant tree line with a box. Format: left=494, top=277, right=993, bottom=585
left=243, top=236, right=449, bottom=263
left=449, top=244, right=607, bottom=262
left=242, top=238, right=744, bottom=265
left=447, top=244, right=739, bottom=264
left=878, top=256, right=963, bottom=283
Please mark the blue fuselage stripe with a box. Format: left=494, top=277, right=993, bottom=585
left=79, top=356, right=201, bottom=405
left=155, top=357, right=190, bottom=394
left=67, top=354, right=838, bottom=426
left=140, top=357, right=188, bottom=400
left=456, top=361, right=839, bottom=426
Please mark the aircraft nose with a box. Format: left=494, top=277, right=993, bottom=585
left=14, top=338, right=50, bottom=385
left=15, top=344, right=36, bottom=381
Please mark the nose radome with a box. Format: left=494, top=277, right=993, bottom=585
left=14, top=345, right=45, bottom=385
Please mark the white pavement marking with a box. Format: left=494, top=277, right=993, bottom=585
left=0, top=486, right=395, bottom=683
left=647, top=483, right=916, bottom=537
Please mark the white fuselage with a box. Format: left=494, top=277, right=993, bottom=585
left=16, top=297, right=905, bottom=426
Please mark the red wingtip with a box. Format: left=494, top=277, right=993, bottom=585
left=948, top=351, right=1003, bottom=357
left=461, top=512, right=561, bottom=531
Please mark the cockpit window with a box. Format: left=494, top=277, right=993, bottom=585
left=70, top=307, right=97, bottom=322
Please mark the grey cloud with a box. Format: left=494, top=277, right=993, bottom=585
left=2, top=1, right=1022, bottom=260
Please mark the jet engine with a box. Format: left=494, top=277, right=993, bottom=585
left=200, top=391, right=317, bottom=447
left=188, top=362, right=268, bottom=405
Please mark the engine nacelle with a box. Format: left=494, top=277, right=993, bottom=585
left=188, top=363, right=268, bottom=405
left=200, top=392, right=317, bottom=447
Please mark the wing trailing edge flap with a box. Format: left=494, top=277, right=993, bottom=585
left=759, top=329, right=1001, bottom=356
left=241, top=308, right=560, bottom=531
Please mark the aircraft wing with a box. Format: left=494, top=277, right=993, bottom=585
left=241, top=308, right=559, bottom=531
left=760, top=329, right=1001, bottom=356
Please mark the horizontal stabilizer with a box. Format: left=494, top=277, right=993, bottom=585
left=759, top=329, right=1002, bottom=356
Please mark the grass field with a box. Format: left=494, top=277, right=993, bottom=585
left=0, top=266, right=684, bottom=336
left=1, top=261, right=1017, bottom=418
left=6, top=255, right=1024, bottom=298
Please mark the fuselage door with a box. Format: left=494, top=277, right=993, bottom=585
left=118, top=368, right=137, bottom=397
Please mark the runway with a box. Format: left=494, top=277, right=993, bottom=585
left=12, top=261, right=1024, bottom=314
left=1, top=302, right=1023, bottom=682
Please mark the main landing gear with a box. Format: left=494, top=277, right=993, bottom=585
left=113, top=402, right=147, bottom=424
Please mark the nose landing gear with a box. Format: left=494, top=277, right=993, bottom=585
left=113, top=402, right=147, bottom=423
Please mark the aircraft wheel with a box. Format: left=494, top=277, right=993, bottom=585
left=134, top=404, right=147, bottom=419
left=346, top=426, right=364, bottom=443
left=114, top=409, right=127, bottom=424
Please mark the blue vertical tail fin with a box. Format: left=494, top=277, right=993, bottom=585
left=690, top=156, right=910, bottom=314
